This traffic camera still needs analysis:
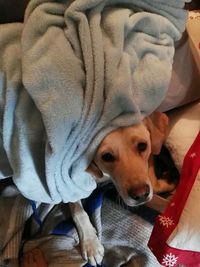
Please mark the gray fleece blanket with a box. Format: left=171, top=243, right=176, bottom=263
left=0, top=0, right=189, bottom=203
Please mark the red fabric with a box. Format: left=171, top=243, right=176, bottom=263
left=148, top=131, right=200, bottom=267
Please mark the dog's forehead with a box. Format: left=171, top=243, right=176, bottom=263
left=100, top=123, right=150, bottom=145
left=124, top=123, right=150, bottom=139
left=99, top=128, right=123, bottom=145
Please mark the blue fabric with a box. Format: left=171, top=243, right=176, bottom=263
left=83, top=263, right=106, bottom=267
left=52, top=219, right=75, bottom=235
left=0, top=0, right=189, bottom=203
left=30, top=200, right=43, bottom=229
left=84, top=189, right=104, bottom=215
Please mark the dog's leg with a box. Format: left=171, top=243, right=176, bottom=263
left=69, top=201, right=104, bottom=266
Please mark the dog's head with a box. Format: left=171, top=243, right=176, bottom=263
left=87, top=112, right=168, bottom=207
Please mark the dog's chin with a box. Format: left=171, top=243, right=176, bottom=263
left=122, top=193, right=153, bottom=207
left=118, top=186, right=153, bottom=207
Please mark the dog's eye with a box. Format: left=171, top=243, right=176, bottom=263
left=101, top=153, right=115, bottom=162
left=137, top=142, right=147, bottom=152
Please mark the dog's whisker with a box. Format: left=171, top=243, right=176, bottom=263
left=117, top=195, right=126, bottom=209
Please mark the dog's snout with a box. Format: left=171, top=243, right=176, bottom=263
left=128, top=184, right=150, bottom=202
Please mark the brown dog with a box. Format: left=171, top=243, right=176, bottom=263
left=23, top=112, right=175, bottom=267
left=87, top=111, right=174, bottom=206
left=68, top=111, right=175, bottom=266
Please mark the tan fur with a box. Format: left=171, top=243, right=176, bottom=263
left=87, top=111, right=174, bottom=206
left=22, top=112, right=175, bottom=267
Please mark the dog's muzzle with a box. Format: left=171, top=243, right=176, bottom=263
left=128, top=183, right=150, bottom=203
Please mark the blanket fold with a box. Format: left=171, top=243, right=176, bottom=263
left=0, top=0, right=189, bottom=203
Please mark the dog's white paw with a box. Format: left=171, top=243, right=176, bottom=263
left=81, top=234, right=104, bottom=266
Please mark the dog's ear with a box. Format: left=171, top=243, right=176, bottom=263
left=144, top=112, right=168, bottom=155
left=86, top=161, right=103, bottom=179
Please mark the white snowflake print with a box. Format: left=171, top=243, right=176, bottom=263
left=162, top=253, right=178, bottom=267
left=158, top=215, right=174, bottom=228
left=190, top=152, right=197, bottom=158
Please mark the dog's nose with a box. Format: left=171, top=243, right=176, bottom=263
left=128, top=184, right=150, bottom=202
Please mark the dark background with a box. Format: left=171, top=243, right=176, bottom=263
left=0, top=0, right=199, bottom=24
left=0, top=0, right=29, bottom=23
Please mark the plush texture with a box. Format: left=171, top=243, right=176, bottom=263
left=149, top=101, right=200, bottom=266
left=166, top=101, right=200, bottom=252
left=158, top=10, right=200, bottom=113
left=158, top=34, right=200, bottom=112
left=0, top=0, right=189, bottom=203
left=166, top=101, right=200, bottom=171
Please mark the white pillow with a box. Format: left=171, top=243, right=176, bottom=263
left=158, top=35, right=200, bottom=112
left=148, top=101, right=200, bottom=267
